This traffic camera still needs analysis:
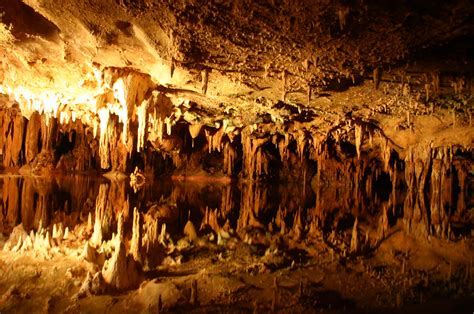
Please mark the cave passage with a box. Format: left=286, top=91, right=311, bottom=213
left=1, top=0, right=474, bottom=312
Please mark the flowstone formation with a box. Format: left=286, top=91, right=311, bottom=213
left=0, top=0, right=474, bottom=313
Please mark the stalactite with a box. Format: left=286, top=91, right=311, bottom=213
left=205, top=126, right=225, bottom=153
left=98, top=107, right=111, bottom=169
left=3, top=113, right=25, bottom=167
left=237, top=184, right=265, bottom=232
left=355, top=124, right=363, bottom=159
left=136, top=99, right=148, bottom=152
left=189, top=123, right=202, bottom=148
left=454, top=160, right=468, bottom=216
left=24, top=112, right=41, bottom=163
left=223, top=142, right=236, bottom=175
left=296, top=130, right=306, bottom=161
left=381, top=138, right=391, bottom=172
left=278, top=133, right=291, bottom=161
left=111, top=72, right=154, bottom=146
left=378, top=205, right=389, bottom=241
left=241, top=128, right=269, bottom=178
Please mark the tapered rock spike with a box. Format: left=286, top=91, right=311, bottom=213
left=101, top=220, right=141, bottom=291
left=355, top=124, right=363, bottom=159
left=52, top=224, right=58, bottom=239
left=307, top=84, right=311, bottom=106
left=350, top=218, right=359, bottom=254
left=130, top=207, right=142, bottom=263
left=158, top=294, right=163, bottom=313
left=87, top=212, right=92, bottom=232
left=159, top=223, right=167, bottom=245
left=189, top=123, right=202, bottom=148
left=190, top=279, right=198, bottom=305
left=337, top=7, right=350, bottom=30
left=170, top=58, right=175, bottom=79
left=293, top=208, right=303, bottom=240
left=91, top=184, right=108, bottom=246
left=184, top=219, right=198, bottom=241
left=201, top=69, right=209, bottom=95
left=117, top=212, right=124, bottom=242
left=282, top=70, right=287, bottom=101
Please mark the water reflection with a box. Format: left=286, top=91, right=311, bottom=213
left=0, top=174, right=471, bottom=246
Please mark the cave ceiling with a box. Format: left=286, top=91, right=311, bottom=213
left=0, top=0, right=473, bottom=133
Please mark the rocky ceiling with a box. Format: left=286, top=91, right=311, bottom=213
left=1, top=0, right=473, bottom=104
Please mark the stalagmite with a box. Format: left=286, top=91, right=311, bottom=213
left=350, top=218, right=359, bottom=254
left=184, top=219, right=198, bottom=241
left=130, top=207, right=142, bottom=264
left=307, top=84, right=311, bottom=106
left=190, top=279, right=198, bottom=305
left=102, top=213, right=141, bottom=291
left=52, top=223, right=64, bottom=240
left=91, top=184, right=109, bottom=246
left=281, top=70, right=287, bottom=101
left=337, top=7, right=350, bottom=30
left=201, top=69, right=209, bottom=95
left=292, top=208, right=303, bottom=240
left=87, top=212, right=93, bottom=232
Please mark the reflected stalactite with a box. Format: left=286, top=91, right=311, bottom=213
left=3, top=177, right=21, bottom=229
left=237, top=183, right=265, bottom=232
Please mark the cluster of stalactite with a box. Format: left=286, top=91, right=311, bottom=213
left=0, top=176, right=100, bottom=234
left=2, top=141, right=471, bottom=250
left=0, top=69, right=394, bottom=181
left=0, top=108, right=100, bottom=173
left=403, top=145, right=472, bottom=240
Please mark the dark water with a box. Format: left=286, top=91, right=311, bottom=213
left=0, top=174, right=471, bottom=242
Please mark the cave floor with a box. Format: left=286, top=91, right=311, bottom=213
left=0, top=225, right=473, bottom=313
